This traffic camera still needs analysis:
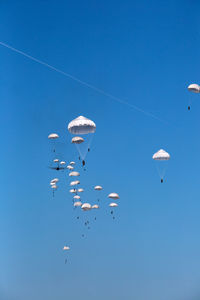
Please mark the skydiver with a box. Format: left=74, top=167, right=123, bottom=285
left=161, top=179, right=163, bottom=183
left=82, top=160, right=85, bottom=167
left=188, top=106, right=190, bottom=110
left=88, top=148, right=90, bottom=152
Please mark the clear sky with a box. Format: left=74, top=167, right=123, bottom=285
left=1, top=1, right=200, bottom=299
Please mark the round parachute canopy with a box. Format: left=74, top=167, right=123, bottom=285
left=60, top=161, right=66, bottom=165
left=69, top=188, right=77, bottom=193
left=188, top=83, right=200, bottom=93
left=73, top=195, right=80, bottom=200
left=78, top=188, right=84, bottom=192
left=70, top=180, right=80, bottom=186
left=68, top=116, right=96, bottom=135
left=71, top=136, right=84, bottom=144
left=67, top=165, right=74, bottom=170
left=51, top=178, right=59, bottom=183
left=109, top=202, right=118, bottom=207
left=53, top=158, right=59, bottom=163
left=152, top=149, right=170, bottom=161
left=74, top=201, right=82, bottom=207
left=63, top=246, right=70, bottom=251
left=108, top=193, right=120, bottom=200
left=94, top=185, right=103, bottom=191
left=48, top=133, right=59, bottom=139
left=50, top=182, right=55, bottom=186
left=70, top=161, right=75, bottom=165
left=92, top=204, right=99, bottom=209
left=51, top=185, right=57, bottom=189
left=81, top=203, right=92, bottom=211
left=69, top=171, right=80, bottom=177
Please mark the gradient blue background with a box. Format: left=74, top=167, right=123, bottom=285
left=1, top=1, right=200, bottom=299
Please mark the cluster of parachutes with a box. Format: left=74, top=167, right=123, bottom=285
left=48, top=116, right=120, bottom=262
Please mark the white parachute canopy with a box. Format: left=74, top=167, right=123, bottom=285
left=53, top=158, right=59, bottom=163
left=71, top=136, right=84, bottom=144
left=81, top=203, right=92, bottom=211
left=51, top=185, right=57, bottom=189
left=152, top=149, right=170, bottom=161
left=74, top=201, right=82, bottom=207
left=70, top=180, right=80, bottom=186
left=188, top=84, right=200, bottom=93
left=108, top=193, right=120, bottom=200
left=152, top=149, right=170, bottom=181
left=92, top=204, right=99, bottom=209
left=67, top=165, right=74, bottom=170
left=94, top=185, right=103, bottom=191
left=69, top=188, right=77, bottom=193
left=73, top=195, right=80, bottom=200
left=60, top=161, right=66, bottom=165
left=109, top=202, right=118, bottom=207
left=51, top=178, right=59, bottom=183
left=68, top=116, right=96, bottom=160
left=69, top=171, right=80, bottom=177
left=63, top=246, right=70, bottom=251
left=78, top=188, right=84, bottom=192
left=70, top=161, right=75, bottom=165
left=48, top=133, right=59, bottom=139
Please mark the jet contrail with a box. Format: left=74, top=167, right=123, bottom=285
left=0, top=41, right=166, bottom=123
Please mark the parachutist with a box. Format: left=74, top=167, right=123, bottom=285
left=188, top=106, right=190, bottom=110
left=79, top=156, right=80, bottom=160
left=82, top=234, right=84, bottom=238
left=113, top=217, right=115, bottom=220
left=161, top=179, right=163, bottom=183
left=82, top=160, right=85, bottom=166
left=77, top=216, right=79, bottom=219
left=94, top=217, right=96, bottom=220
left=88, top=148, right=90, bottom=152
left=111, top=211, right=113, bottom=215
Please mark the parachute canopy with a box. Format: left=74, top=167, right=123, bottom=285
left=108, top=193, right=120, bottom=200
left=74, top=201, right=82, bottom=207
left=63, top=246, right=70, bottom=251
left=67, top=165, right=74, bottom=170
left=73, top=195, right=80, bottom=200
left=152, top=149, right=170, bottom=161
left=69, top=171, right=80, bottom=177
left=48, top=133, right=59, bottom=139
left=109, top=202, right=118, bottom=207
left=188, top=83, right=200, bottom=93
left=78, top=188, right=84, bottom=192
left=70, top=161, right=75, bottom=165
left=68, top=116, right=96, bottom=135
left=69, top=188, right=77, bottom=193
left=71, top=136, right=84, bottom=144
left=92, top=204, right=99, bottom=209
left=53, top=158, right=59, bottom=163
left=94, top=185, right=103, bottom=191
left=51, top=185, right=57, bottom=189
left=51, top=178, right=59, bottom=183
left=60, top=161, right=66, bottom=165
left=81, top=203, right=92, bottom=211
left=70, top=180, right=80, bottom=186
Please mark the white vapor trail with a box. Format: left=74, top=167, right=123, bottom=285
left=0, top=41, right=166, bottom=123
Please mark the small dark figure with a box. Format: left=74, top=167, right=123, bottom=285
left=82, top=234, right=84, bottom=237
left=85, top=222, right=87, bottom=226
left=79, top=156, right=80, bottom=160
left=161, top=178, right=163, bottom=183
left=94, top=217, right=96, bottom=221
left=111, top=211, right=113, bottom=215
left=88, top=227, right=90, bottom=230
left=82, top=160, right=85, bottom=166
left=88, top=148, right=90, bottom=152
left=113, top=217, right=115, bottom=220
left=77, top=216, right=79, bottom=219
left=188, top=106, right=190, bottom=111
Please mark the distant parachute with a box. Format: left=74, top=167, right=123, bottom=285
left=74, top=201, right=82, bottom=207
left=71, top=136, right=84, bottom=144
left=73, top=195, right=80, bottom=200
left=53, top=158, right=59, bottom=163
left=92, top=204, right=99, bottom=209
left=81, top=203, right=92, bottom=211
left=60, top=161, right=66, bottom=165
left=108, top=193, right=120, bottom=200
left=94, top=185, right=103, bottom=190
left=70, top=161, right=75, bottom=165
left=51, top=178, right=59, bottom=183
left=48, top=133, right=59, bottom=139
left=78, top=188, right=84, bottom=193
left=187, top=83, right=200, bottom=110
left=63, top=246, right=70, bottom=251
left=67, top=165, right=74, bottom=170
left=109, top=202, right=118, bottom=207
left=153, top=149, right=170, bottom=183
left=68, top=116, right=96, bottom=166
left=70, top=180, right=80, bottom=186
left=69, top=188, right=77, bottom=194
left=69, top=171, right=80, bottom=177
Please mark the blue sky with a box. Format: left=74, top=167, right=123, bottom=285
left=1, top=1, right=200, bottom=299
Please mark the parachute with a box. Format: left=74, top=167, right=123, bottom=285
left=51, top=178, right=59, bottom=183
left=74, top=201, right=82, bottom=207
left=108, top=193, right=120, bottom=200
left=70, top=161, right=75, bottom=165
left=68, top=116, right=96, bottom=164
left=60, top=161, right=66, bottom=165
left=71, top=136, right=84, bottom=144
left=78, top=188, right=84, bottom=192
left=92, top=204, right=99, bottom=209
left=109, top=202, right=118, bottom=207
left=53, top=158, right=59, bottom=163
left=63, top=246, right=70, bottom=251
left=94, top=185, right=103, bottom=190
left=187, top=83, right=200, bottom=110
left=81, top=203, right=92, bottom=211
left=48, top=133, right=59, bottom=153
left=67, top=165, right=74, bottom=170
left=74, top=195, right=80, bottom=200
left=69, top=171, right=80, bottom=177
left=69, top=188, right=77, bottom=194
left=70, top=180, right=80, bottom=186
left=153, top=149, right=170, bottom=183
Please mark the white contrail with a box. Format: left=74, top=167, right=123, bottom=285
left=0, top=41, right=166, bottom=123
